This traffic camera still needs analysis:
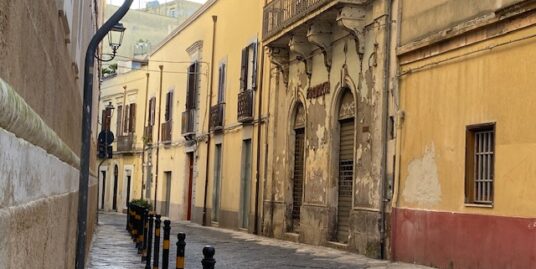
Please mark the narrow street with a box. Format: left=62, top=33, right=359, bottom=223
left=89, top=212, right=430, bottom=269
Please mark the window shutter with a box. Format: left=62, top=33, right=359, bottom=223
left=129, top=103, right=136, bottom=133
left=218, top=64, right=226, bottom=103
left=193, top=62, right=199, bottom=109
left=169, top=91, right=174, bottom=120
left=116, top=105, right=123, bottom=135
left=149, top=98, right=156, bottom=126
left=240, top=47, right=248, bottom=91
left=251, top=42, right=258, bottom=90
left=186, top=63, right=196, bottom=109
left=123, top=105, right=130, bottom=134
left=101, top=110, right=106, bottom=132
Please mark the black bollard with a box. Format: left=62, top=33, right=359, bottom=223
left=201, top=246, right=216, bottom=269
left=153, top=215, right=162, bottom=269
left=142, top=209, right=149, bottom=261
left=162, top=220, right=171, bottom=269
left=138, top=208, right=146, bottom=254
left=175, top=233, right=186, bottom=269
left=145, top=213, right=154, bottom=269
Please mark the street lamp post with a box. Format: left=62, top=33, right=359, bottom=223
left=75, top=1, right=133, bottom=268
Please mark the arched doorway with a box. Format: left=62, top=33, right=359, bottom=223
left=336, top=89, right=355, bottom=243
left=291, top=103, right=305, bottom=232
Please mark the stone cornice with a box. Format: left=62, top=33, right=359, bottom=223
left=0, top=79, right=80, bottom=168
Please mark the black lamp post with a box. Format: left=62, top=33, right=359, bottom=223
left=75, top=1, right=133, bottom=268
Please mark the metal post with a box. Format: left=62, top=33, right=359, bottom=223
left=138, top=208, right=146, bottom=254
left=162, top=220, right=171, bottom=269
left=176, top=233, right=186, bottom=269
left=75, top=1, right=133, bottom=268
left=201, top=246, right=216, bottom=269
left=145, top=213, right=154, bottom=269
left=153, top=215, right=162, bottom=269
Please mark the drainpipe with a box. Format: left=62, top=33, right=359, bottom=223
left=75, top=1, right=133, bottom=268
left=141, top=72, right=150, bottom=200
left=379, top=0, right=393, bottom=260
left=202, top=15, right=218, bottom=226
left=154, top=65, right=164, bottom=212
left=254, top=43, right=266, bottom=235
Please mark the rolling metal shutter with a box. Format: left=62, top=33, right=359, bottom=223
left=337, top=119, right=354, bottom=243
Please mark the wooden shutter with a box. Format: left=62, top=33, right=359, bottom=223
left=186, top=63, right=198, bottom=109
left=218, top=64, right=226, bottom=103
left=149, top=98, right=156, bottom=126
left=101, top=110, right=106, bottom=131
left=169, top=91, right=174, bottom=120
left=240, top=47, right=248, bottom=91
left=116, top=105, right=123, bottom=135
left=129, top=103, right=136, bottom=133
left=123, top=105, right=130, bottom=134
left=251, top=43, right=258, bottom=90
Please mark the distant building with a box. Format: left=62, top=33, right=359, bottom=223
left=143, top=0, right=201, bottom=21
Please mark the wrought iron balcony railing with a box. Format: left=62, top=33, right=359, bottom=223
left=210, top=103, right=225, bottom=132
left=181, top=109, right=196, bottom=137
left=263, top=0, right=330, bottom=40
left=117, top=133, right=135, bottom=152
left=161, top=121, right=172, bottom=144
left=238, top=89, right=254, bottom=123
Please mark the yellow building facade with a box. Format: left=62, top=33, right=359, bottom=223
left=99, top=67, right=149, bottom=213
left=391, top=0, right=536, bottom=268
left=141, top=0, right=267, bottom=233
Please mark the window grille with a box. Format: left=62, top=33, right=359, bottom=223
left=466, top=124, right=495, bottom=204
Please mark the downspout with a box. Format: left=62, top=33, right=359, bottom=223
left=141, top=72, right=150, bottom=199
left=202, top=15, right=218, bottom=226
left=254, top=43, right=265, bottom=235
left=379, top=0, right=393, bottom=260
left=154, top=65, right=164, bottom=212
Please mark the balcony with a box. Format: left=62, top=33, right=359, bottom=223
left=144, top=126, right=153, bottom=144
left=210, top=103, right=225, bottom=132
left=181, top=109, right=196, bottom=137
left=238, top=89, right=254, bottom=123
left=161, top=121, right=172, bottom=144
left=117, top=133, right=135, bottom=152
left=263, top=0, right=368, bottom=41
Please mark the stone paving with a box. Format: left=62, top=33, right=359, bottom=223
left=89, top=212, right=431, bottom=269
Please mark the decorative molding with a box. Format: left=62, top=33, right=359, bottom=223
left=186, top=40, right=203, bottom=60
left=337, top=5, right=368, bottom=56
left=307, top=22, right=333, bottom=71
left=0, top=79, right=80, bottom=168
left=269, top=47, right=289, bottom=86
left=289, top=35, right=313, bottom=77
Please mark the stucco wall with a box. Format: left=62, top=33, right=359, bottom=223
left=400, top=0, right=525, bottom=45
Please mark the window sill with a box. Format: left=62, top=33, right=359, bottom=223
left=465, top=203, right=494, bottom=208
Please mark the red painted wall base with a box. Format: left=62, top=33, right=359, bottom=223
left=392, top=208, right=536, bottom=269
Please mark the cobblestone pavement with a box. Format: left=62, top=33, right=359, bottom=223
left=89, top=212, right=431, bottom=269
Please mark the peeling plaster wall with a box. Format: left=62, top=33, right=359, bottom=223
left=264, top=0, right=390, bottom=257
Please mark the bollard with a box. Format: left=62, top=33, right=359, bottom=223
left=142, top=208, right=149, bottom=261
left=138, top=208, right=146, bottom=254
left=162, top=220, right=171, bottom=269
left=145, top=213, right=154, bottom=269
left=175, top=233, right=186, bottom=269
left=201, top=246, right=216, bottom=269
left=153, top=215, right=162, bottom=269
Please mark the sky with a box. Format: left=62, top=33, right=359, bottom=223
left=107, top=0, right=207, bottom=9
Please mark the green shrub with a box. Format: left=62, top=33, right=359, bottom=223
left=130, top=199, right=152, bottom=210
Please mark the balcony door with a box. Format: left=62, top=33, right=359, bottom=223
left=291, top=103, right=305, bottom=233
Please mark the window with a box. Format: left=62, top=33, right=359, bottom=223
left=116, top=105, right=123, bottom=135
left=101, top=108, right=112, bottom=131
left=217, top=63, right=226, bottom=103
left=169, top=8, right=176, bottom=17
left=186, top=62, right=199, bottom=109
left=465, top=123, right=495, bottom=205
left=165, top=91, right=174, bottom=122
left=240, top=42, right=258, bottom=91
left=122, top=103, right=137, bottom=134
left=148, top=97, right=156, bottom=126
